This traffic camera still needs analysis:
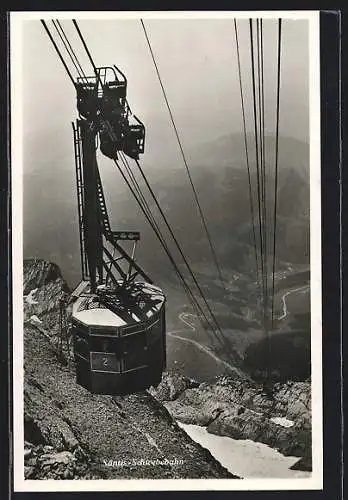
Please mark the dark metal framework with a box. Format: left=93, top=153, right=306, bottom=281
left=71, top=64, right=149, bottom=297
left=72, top=118, right=150, bottom=294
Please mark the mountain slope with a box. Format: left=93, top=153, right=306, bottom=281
left=23, top=260, right=235, bottom=480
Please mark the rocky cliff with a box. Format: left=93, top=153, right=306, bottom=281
left=23, top=259, right=235, bottom=480
left=150, top=373, right=312, bottom=466
left=22, top=259, right=311, bottom=479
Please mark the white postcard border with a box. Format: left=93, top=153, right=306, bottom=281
left=11, top=10, right=322, bottom=492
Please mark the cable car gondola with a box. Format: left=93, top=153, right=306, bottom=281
left=71, top=280, right=166, bottom=395
left=71, top=65, right=164, bottom=395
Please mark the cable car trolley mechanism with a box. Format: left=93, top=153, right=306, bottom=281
left=70, top=63, right=166, bottom=395
left=76, top=65, right=145, bottom=160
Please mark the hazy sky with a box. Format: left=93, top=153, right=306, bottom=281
left=21, top=17, right=309, bottom=173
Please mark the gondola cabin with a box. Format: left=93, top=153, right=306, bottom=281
left=70, top=280, right=166, bottom=395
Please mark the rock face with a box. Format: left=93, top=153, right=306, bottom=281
left=24, top=259, right=70, bottom=337
left=23, top=259, right=236, bottom=480
left=148, top=372, right=200, bottom=401
left=23, top=259, right=68, bottom=295
left=24, top=443, right=97, bottom=480
left=151, top=374, right=312, bottom=467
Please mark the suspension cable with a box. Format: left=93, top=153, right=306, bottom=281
left=257, top=19, right=271, bottom=385
left=53, top=20, right=87, bottom=81
left=133, top=157, right=225, bottom=337
left=117, top=153, right=212, bottom=326
left=114, top=154, right=221, bottom=338
left=140, top=19, right=226, bottom=290
left=72, top=19, right=104, bottom=89
left=256, top=23, right=265, bottom=305
left=119, top=153, right=225, bottom=343
left=250, top=18, right=274, bottom=388
left=260, top=19, right=267, bottom=284
left=249, top=19, right=265, bottom=299
left=271, top=19, right=282, bottom=328
left=234, top=19, right=260, bottom=288
left=256, top=19, right=267, bottom=309
left=40, top=20, right=76, bottom=87
left=122, top=154, right=227, bottom=341
left=119, top=154, right=240, bottom=361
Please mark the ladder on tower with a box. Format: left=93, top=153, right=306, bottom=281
left=72, top=119, right=153, bottom=290
left=72, top=121, right=89, bottom=280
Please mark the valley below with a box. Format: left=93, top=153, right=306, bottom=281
left=162, top=261, right=310, bottom=385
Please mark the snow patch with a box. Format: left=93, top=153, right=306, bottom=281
left=144, top=433, right=161, bottom=453
left=26, top=288, right=38, bottom=305
left=30, top=315, right=42, bottom=324
left=270, top=417, right=294, bottom=428
left=177, top=422, right=310, bottom=479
